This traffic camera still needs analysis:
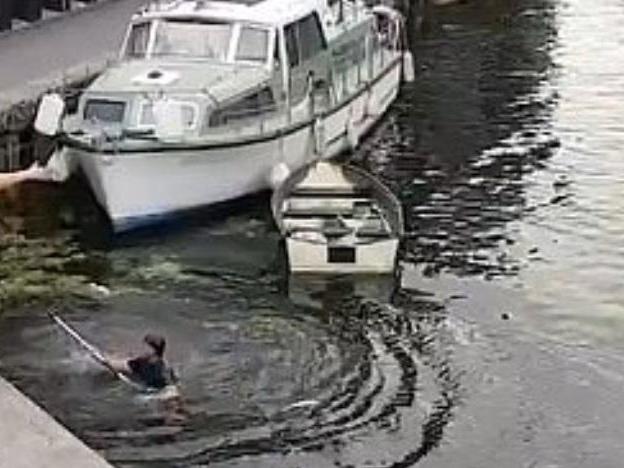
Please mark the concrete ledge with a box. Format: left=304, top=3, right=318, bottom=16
left=0, top=0, right=146, bottom=130
left=0, top=54, right=111, bottom=130
left=0, top=377, right=113, bottom=468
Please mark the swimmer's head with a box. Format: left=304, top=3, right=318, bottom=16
left=144, top=334, right=166, bottom=357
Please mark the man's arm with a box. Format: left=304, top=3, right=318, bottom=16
left=105, top=356, right=131, bottom=374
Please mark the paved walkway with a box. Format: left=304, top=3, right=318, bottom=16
left=0, top=377, right=113, bottom=468
left=0, top=0, right=146, bottom=109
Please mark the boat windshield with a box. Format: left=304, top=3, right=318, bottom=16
left=235, top=26, right=269, bottom=63
left=152, top=20, right=233, bottom=60
left=124, top=19, right=270, bottom=63
left=125, top=22, right=151, bottom=58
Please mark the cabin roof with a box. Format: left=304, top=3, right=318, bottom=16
left=137, top=0, right=328, bottom=27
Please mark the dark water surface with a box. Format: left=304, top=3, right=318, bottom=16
left=1, top=1, right=624, bottom=467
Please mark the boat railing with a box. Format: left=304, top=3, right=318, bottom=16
left=205, top=91, right=312, bottom=139
left=115, top=35, right=393, bottom=134
left=329, top=31, right=398, bottom=104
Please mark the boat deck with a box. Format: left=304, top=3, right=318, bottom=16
left=282, top=193, right=393, bottom=241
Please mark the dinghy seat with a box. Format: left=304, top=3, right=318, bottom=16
left=291, top=187, right=371, bottom=198
left=356, top=218, right=391, bottom=238
left=289, top=228, right=325, bottom=242
left=322, top=216, right=353, bottom=238
left=353, top=200, right=374, bottom=217
left=283, top=204, right=355, bottom=217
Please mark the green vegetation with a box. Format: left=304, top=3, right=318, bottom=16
left=0, top=234, right=108, bottom=312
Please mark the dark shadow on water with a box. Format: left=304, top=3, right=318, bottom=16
left=358, top=0, right=560, bottom=281
left=112, top=191, right=274, bottom=249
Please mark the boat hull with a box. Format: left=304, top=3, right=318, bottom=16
left=65, top=57, right=403, bottom=232
left=287, top=238, right=400, bottom=274
left=273, top=159, right=404, bottom=274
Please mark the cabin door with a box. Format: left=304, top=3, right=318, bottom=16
left=270, top=29, right=286, bottom=112
left=284, top=13, right=331, bottom=109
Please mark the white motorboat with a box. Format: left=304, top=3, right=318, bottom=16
left=272, top=161, right=403, bottom=273
left=35, top=0, right=414, bottom=231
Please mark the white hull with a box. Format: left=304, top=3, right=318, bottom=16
left=65, top=56, right=402, bottom=231
left=273, top=160, right=404, bottom=274
left=287, top=238, right=399, bottom=273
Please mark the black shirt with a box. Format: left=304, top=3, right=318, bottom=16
left=127, top=353, right=173, bottom=389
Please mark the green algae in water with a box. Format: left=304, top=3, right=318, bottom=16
left=0, top=234, right=109, bottom=311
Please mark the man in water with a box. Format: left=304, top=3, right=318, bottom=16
left=109, top=334, right=177, bottom=390
left=108, top=334, right=188, bottom=423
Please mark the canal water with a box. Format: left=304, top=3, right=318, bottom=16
left=1, top=0, right=624, bottom=467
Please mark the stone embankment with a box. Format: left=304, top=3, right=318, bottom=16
left=0, top=377, right=114, bottom=468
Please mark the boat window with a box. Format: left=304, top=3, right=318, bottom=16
left=284, top=13, right=326, bottom=68
left=180, top=105, right=197, bottom=128
left=209, top=87, right=275, bottom=126
left=298, top=14, right=326, bottom=62
left=284, top=22, right=300, bottom=68
left=139, top=102, right=155, bottom=126
left=273, top=34, right=281, bottom=69
left=153, top=20, right=233, bottom=60
left=125, top=22, right=151, bottom=58
left=140, top=102, right=197, bottom=129
left=84, top=99, right=126, bottom=123
left=328, top=0, right=344, bottom=24
left=235, top=27, right=269, bottom=63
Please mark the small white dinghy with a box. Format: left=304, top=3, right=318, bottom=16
left=272, top=161, right=403, bottom=274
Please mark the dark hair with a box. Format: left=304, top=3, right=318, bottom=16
left=144, top=334, right=166, bottom=357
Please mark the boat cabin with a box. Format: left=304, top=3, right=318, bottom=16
left=67, top=0, right=390, bottom=141
left=119, top=0, right=332, bottom=115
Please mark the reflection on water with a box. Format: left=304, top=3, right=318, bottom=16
left=2, top=0, right=624, bottom=466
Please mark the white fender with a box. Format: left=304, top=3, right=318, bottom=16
left=365, top=89, right=380, bottom=118
left=314, top=117, right=326, bottom=157
left=346, top=109, right=359, bottom=150
left=268, top=162, right=291, bottom=189
left=44, top=150, right=74, bottom=182
left=402, top=51, right=415, bottom=83
left=34, top=93, right=65, bottom=136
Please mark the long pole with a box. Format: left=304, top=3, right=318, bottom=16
left=47, top=309, right=144, bottom=390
